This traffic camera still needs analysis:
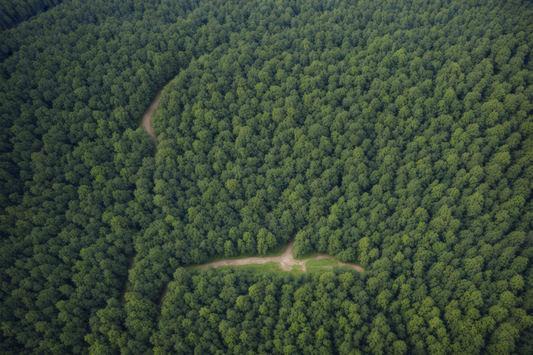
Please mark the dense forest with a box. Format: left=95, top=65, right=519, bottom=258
left=0, top=0, right=63, bottom=32
left=1, top=0, right=532, bottom=354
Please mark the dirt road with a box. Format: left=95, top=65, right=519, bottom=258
left=200, top=239, right=365, bottom=273
left=141, top=85, right=168, bottom=145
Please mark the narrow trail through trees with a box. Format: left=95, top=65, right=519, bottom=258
left=141, top=84, right=168, bottom=145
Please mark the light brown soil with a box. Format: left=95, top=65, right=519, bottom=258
left=200, top=239, right=365, bottom=273
left=141, top=85, right=168, bottom=145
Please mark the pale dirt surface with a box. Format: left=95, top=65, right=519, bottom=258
left=141, top=85, right=167, bottom=145
left=201, top=240, right=365, bottom=273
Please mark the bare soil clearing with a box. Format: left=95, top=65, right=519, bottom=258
left=199, top=239, right=365, bottom=273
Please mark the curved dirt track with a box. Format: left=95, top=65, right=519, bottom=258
left=141, top=84, right=168, bottom=144
left=199, top=240, right=365, bottom=273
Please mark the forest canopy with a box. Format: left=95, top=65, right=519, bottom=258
left=0, top=0, right=63, bottom=32
left=0, top=0, right=532, bottom=354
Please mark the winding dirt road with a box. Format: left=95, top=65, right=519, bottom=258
left=141, top=84, right=168, bottom=144
left=199, top=239, right=365, bottom=273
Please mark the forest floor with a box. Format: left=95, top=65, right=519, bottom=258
left=193, top=239, right=365, bottom=273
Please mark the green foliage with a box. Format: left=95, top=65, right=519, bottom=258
left=0, top=0, right=62, bottom=32
left=153, top=268, right=367, bottom=354
left=305, top=258, right=339, bottom=268
left=0, top=0, right=532, bottom=354
left=215, top=262, right=284, bottom=274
